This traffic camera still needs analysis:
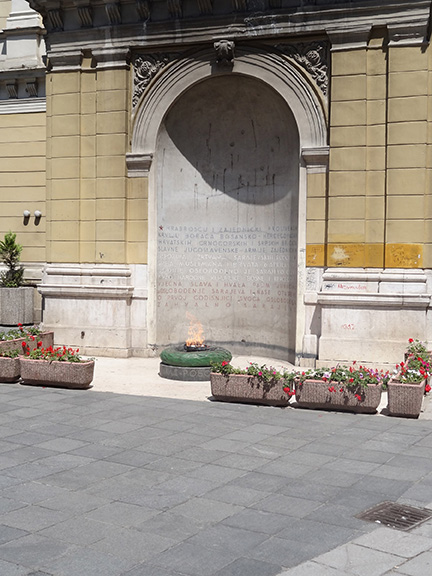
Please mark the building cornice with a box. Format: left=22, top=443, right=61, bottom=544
left=27, top=0, right=431, bottom=48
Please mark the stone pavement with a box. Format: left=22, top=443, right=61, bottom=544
left=0, top=359, right=431, bottom=575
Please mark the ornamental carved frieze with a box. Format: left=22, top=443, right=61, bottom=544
left=275, top=41, right=329, bottom=97
left=132, top=53, right=178, bottom=110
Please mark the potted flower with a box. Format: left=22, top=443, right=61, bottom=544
left=20, top=343, right=95, bottom=389
left=404, top=338, right=431, bottom=362
left=0, top=232, right=34, bottom=326
left=0, top=349, right=20, bottom=383
left=210, top=361, right=294, bottom=407
left=293, top=363, right=389, bottom=414
left=0, top=324, right=54, bottom=355
left=387, top=351, right=431, bottom=418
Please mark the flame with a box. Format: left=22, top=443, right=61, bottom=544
left=186, top=312, right=205, bottom=347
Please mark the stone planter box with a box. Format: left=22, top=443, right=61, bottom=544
left=0, top=332, right=54, bottom=355
left=210, top=373, right=290, bottom=407
left=20, top=358, right=95, bottom=389
left=0, top=287, right=34, bottom=326
left=294, top=379, right=382, bottom=414
left=0, top=356, right=20, bottom=383
left=387, top=378, right=425, bottom=418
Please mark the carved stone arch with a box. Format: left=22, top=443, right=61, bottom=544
left=128, top=45, right=328, bottom=168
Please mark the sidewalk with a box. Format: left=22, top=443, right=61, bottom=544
left=0, top=355, right=431, bottom=575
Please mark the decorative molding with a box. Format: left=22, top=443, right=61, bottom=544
left=25, top=80, right=38, bottom=97
left=214, top=39, right=235, bottom=66
left=77, top=5, right=93, bottom=27
left=136, top=0, right=151, bottom=20
left=276, top=41, right=329, bottom=96
left=302, top=146, right=329, bottom=173
left=92, top=47, right=130, bottom=70
left=6, top=82, right=18, bottom=99
left=132, top=53, right=173, bottom=109
left=126, top=152, right=154, bottom=177
left=105, top=2, right=122, bottom=24
left=167, top=0, right=182, bottom=18
left=197, top=0, right=212, bottom=14
left=46, top=8, right=63, bottom=30
left=0, top=98, right=47, bottom=114
left=232, top=0, right=247, bottom=10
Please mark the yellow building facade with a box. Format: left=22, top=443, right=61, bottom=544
left=1, top=0, right=431, bottom=365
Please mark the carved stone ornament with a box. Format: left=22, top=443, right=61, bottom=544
left=276, top=41, right=329, bottom=96
left=214, top=40, right=235, bottom=66
left=232, top=0, right=247, bottom=10
left=6, top=82, right=18, bottom=99
left=133, top=54, right=171, bottom=109
left=47, top=8, right=63, bottom=30
left=26, top=81, right=38, bottom=97
left=167, top=0, right=182, bottom=18
left=77, top=5, right=93, bottom=27
left=136, top=0, right=151, bottom=20
left=197, top=0, right=212, bottom=14
left=105, top=2, right=121, bottom=24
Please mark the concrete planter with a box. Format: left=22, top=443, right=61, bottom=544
left=20, top=358, right=95, bottom=389
left=0, top=332, right=54, bottom=355
left=0, top=356, right=20, bottom=383
left=210, top=373, right=290, bottom=407
left=0, top=287, right=34, bottom=326
left=387, top=378, right=425, bottom=418
left=295, top=379, right=382, bottom=414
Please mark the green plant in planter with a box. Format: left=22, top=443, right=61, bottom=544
left=0, top=349, right=19, bottom=358
left=0, top=232, right=24, bottom=287
left=211, top=360, right=295, bottom=395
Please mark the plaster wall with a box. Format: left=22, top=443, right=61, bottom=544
left=0, top=111, right=46, bottom=264
left=0, top=0, right=11, bottom=30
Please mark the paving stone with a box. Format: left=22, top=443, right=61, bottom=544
left=91, top=527, right=177, bottom=563
left=86, top=501, right=159, bottom=528
left=353, top=527, right=432, bottom=558
left=40, top=546, right=137, bottom=576
left=1, top=505, right=72, bottom=532
left=213, top=557, right=281, bottom=576
left=389, top=550, right=432, bottom=575
left=38, top=515, right=119, bottom=545
left=0, top=534, right=73, bottom=569
left=170, top=497, right=243, bottom=524
left=222, top=508, right=295, bottom=535
left=316, top=542, right=403, bottom=576
left=0, top=481, right=67, bottom=505
left=205, top=484, right=268, bottom=507
left=149, top=541, right=239, bottom=576
left=138, top=511, right=205, bottom=542
left=0, top=558, right=30, bottom=576
left=253, top=493, right=322, bottom=518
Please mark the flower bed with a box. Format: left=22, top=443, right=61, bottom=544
left=210, top=362, right=293, bottom=407
left=0, top=350, right=20, bottom=383
left=292, top=365, right=389, bottom=414
left=0, top=325, right=54, bottom=355
left=20, top=345, right=94, bottom=389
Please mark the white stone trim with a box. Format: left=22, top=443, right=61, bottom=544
left=0, top=97, right=46, bottom=114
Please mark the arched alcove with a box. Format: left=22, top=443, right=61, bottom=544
left=128, top=46, right=328, bottom=361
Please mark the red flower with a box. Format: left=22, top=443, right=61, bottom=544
left=283, top=387, right=290, bottom=394
left=409, top=338, right=414, bottom=343
left=37, top=341, right=42, bottom=348
left=355, top=394, right=362, bottom=401
left=425, top=384, right=431, bottom=393
left=21, top=341, right=26, bottom=348
left=221, top=361, right=229, bottom=367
